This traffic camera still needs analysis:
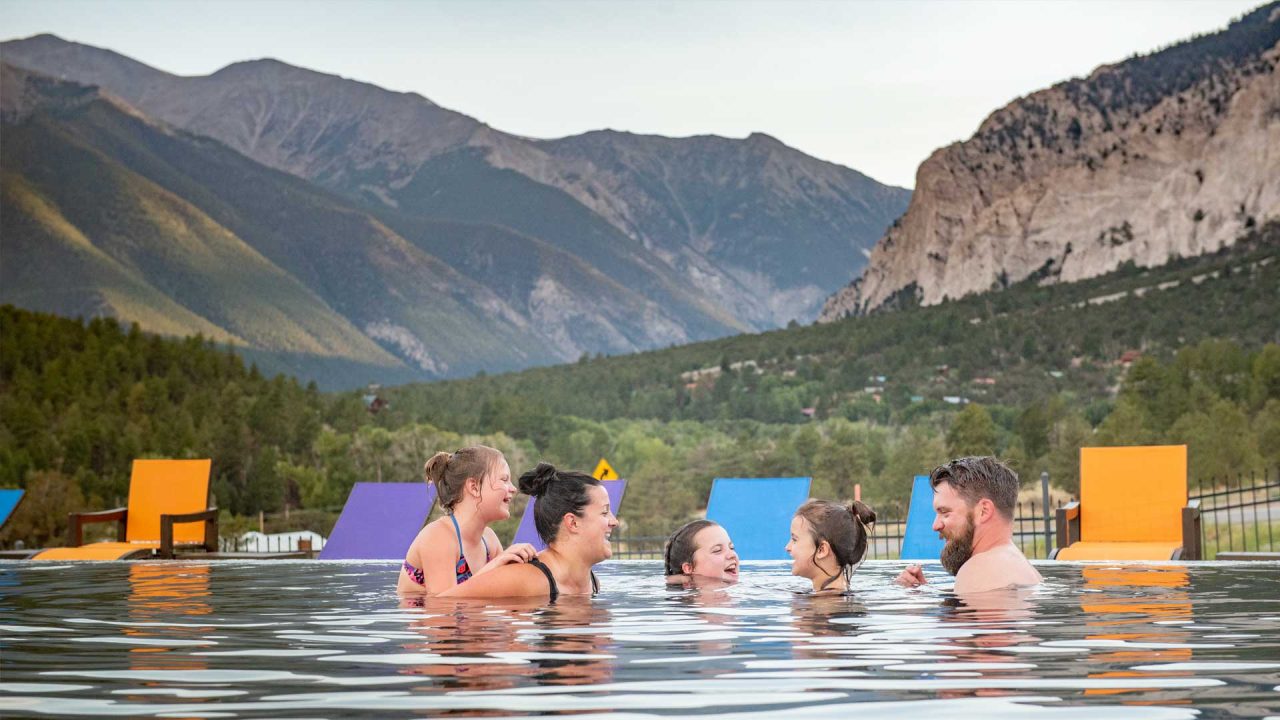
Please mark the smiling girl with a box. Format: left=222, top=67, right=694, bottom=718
left=664, top=520, right=740, bottom=585
left=785, top=499, right=877, bottom=594
left=397, top=446, right=537, bottom=594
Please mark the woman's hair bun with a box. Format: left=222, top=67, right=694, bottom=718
left=424, top=451, right=451, bottom=485
left=518, top=462, right=558, bottom=497
left=849, top=500, right=877, bottom=528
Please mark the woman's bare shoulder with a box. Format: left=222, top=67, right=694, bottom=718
left=440, top=561, right=548, bottom=599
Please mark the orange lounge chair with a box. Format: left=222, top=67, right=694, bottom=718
left=1053, top=445, right=1201, bottom=561
left=33, top=459, right=218, bottom=560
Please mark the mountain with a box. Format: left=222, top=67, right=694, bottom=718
left=536, top=130, right=910, bottom=325
left=820, top=2, right=1280, bottom=320
left=1, top=63, right=693, bottom=387
left=1, top=34, right=911, bottom=328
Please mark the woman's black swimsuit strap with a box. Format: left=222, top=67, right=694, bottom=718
left=529, top=557, right=559, bottom=602
left=527, top=558, right=598, bottom=601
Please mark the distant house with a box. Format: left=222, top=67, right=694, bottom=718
left=935, top=364, right=950, bottom=376
left=363, top=395, right=389, bottom=414
left=943, top=396, right=967, bottom=405
left=972, top=377, right=997, bottom=386
left=910, top=395, right=924, bottom=403
left=863, top=386, right=884, bottom=394
left=1119, top=349, right=1142, bottom=366
left=1048, top=370, right=1065, bottom=379
left=238, top=530, right=326, bottom=553
left=800, top=407, right=816, bottom=418
left=680, top=366, right=721, bottom=382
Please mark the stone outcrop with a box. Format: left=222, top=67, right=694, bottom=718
left=820, top=4, right=1280, bottom=320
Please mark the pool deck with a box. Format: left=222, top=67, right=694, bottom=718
left=1214, top=551, right=1280, bottom=561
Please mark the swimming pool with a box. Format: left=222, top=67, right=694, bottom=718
left=1, top=560, right=1277, bottom=717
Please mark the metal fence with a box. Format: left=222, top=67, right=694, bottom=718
left=1191, top=468, right=1279, bottom=556
left=860, top=499, right=1072, bottom=560
left=607, top=467, right=1280, bottom=562
left=608, top=499, right=1071, bottom=562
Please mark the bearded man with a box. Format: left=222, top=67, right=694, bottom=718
left=895, top=456, right=1042, bottom=593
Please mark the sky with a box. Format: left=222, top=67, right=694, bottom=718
left=0, top=0, right=1264, bottom=188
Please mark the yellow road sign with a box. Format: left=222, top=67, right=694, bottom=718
left=592, top=458, right=618, bottom=481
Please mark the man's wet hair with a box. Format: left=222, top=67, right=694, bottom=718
left=929, top=456, right=1019, bottom=520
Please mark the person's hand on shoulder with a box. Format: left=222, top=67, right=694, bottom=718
left=490, top=543, right=537, bottom=567
left=894, top=563, right=928, bottom=587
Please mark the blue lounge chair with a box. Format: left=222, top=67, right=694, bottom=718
left=706, top=477, right=811, bottom=561
left=319, top=483, right=436, bottom=560
left=512, top=479, right=627, bottom=552
left=0, top=488, right=24, bottom=532
left=900, top=475, right=945, bottom=560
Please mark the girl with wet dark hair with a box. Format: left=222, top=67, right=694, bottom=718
left=785, top=499, right=877, bottom=594
left=397, top=446, right=538, bottom=595
left=442, top=462, right=617, bottom=601
left=664, top=520, right=739, bottom=584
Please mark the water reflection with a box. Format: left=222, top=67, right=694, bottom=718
left=1080, top=565, right=1194, bottom=705
left=0, top=561, right=1276, bottom=719
left=125, top=563, right=212, bottom=668
left=119, top=563, right=214, bottom=718
left=396, top=596, right=615, bottom=691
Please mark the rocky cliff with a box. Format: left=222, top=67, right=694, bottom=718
left=820, top=3, right=1280, bottom=320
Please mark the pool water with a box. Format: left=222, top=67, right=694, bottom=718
left=1, top=561, right=1278, bottom=718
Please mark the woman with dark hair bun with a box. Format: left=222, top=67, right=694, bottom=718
left=785, top=499, right=877, bottom=594
left=442, top=462, right=617, bottom=601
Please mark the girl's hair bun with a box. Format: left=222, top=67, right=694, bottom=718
left=517, top=462, right=558, bottom=497
left=849, top=499, right=877, bottom=528
left=423, top=451, right=451, bottom=485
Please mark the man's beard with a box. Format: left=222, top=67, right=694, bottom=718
left=939, top=511, right=976, bottom=576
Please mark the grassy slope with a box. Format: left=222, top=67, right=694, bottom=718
left=1, top=172, right=240, bottom=343
left=1, top=111, right=393, bottom=361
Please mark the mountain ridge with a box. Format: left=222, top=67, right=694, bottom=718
left=2, top=33, right=910, bottom=329
left=0, top=64, right=624, bottom=386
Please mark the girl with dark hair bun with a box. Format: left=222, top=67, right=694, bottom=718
left=664, top=520, right=739, bottom=585
left=442, top=462, right=617, bottom=601
left=397, top=446, right=538, bottom=595
left=785, top=499, right=877, bottom=594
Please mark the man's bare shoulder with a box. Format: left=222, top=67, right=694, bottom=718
left=954, top=545, right=1042, bottom=594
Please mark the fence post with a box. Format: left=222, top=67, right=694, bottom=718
left=1040, top=471, right=1052, bottom=558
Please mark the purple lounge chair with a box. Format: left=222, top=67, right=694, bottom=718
left=319, top=483, right=436, bottom=560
